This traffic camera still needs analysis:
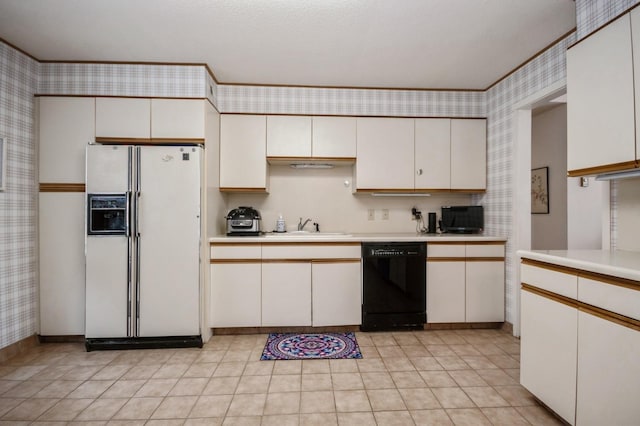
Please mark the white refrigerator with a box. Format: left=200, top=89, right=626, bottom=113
left=85, top=144, right=202, bottom=350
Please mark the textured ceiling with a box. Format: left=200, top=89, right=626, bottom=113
left=0, top=0, right=576, bottom=90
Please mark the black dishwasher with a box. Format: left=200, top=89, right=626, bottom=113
left=361, top=242, right=426, bottom=331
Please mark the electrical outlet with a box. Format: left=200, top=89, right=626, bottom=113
left=382, top=209, right=389, bottom=220
left=367, top=209, right=375, bottom=221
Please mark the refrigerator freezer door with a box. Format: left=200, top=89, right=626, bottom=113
left=86, top=145, right=130, bottom=193
left=85, top=144, right=132, bottom=339
left=85, top=236, right=129, bottom=338
left=137, top=146, right=201, bottom=337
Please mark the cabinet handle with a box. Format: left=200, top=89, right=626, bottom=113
left=417, top=169, right=423, bottom=176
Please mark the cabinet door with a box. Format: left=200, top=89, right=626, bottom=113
left=576, top=310, right=640, bottom=426
left=356, top=118, right=414, bottom=190
left=96, top=97, right=151, bottom=139
left=210, top=263, right=262, bottom=327
left=414, top=119, right=451, bottom=190
left=151, top=99, right=205, bottom=139
left=426, top=260, right=465, bottom=323
left=312, top=261, right=361, bottom=326
left=267, top=115, right=312, bottom=157
left=465, top=261, right=504, bottom=322
left=312, top=116, right=356, bottom=158
left=520, top=290, right=577, bottom=425
left=39, top=97, right=95, bottom=183
left=567, top=14, right=635, bottom=173
left=262, top=262, right=311, bottom=326
left=39, top=193, right=86, bottom=335
left=450, top=119, right=486, bottom=190
left=219, top=114, right=267, bottom=190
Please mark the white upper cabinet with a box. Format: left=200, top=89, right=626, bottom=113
left=312, top=116, right=357, bottom=158
left=356, top=117, right=415, bottom=190
left=415, top=118, right=451, bottom=190
left=451, top=119, right=486, bottom=190
left=38, top=96, right=95, bottom=183
left=267, top=115, right=312, bottom=157
left=151, top=99, right=205, bottom=140
left=95, top=97, right=151, bottom=139
left=567, top=13, right=636, bottom=174
left=219, top=114, right=268, bottom=190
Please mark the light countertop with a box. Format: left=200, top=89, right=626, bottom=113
left=518, top=249, right=640, bottom=282
left=210, top=233, right=507, bottom=244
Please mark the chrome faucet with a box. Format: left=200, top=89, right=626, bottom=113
left=298, top=217, right=312, bottom=231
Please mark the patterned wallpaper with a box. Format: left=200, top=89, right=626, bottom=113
left=0, top=42, right=39, bottom=350
left=218, top=85, right=485, bottom=117
left=39, top=63, right=208, bottom=99
left=481, top=34, right=577, bottom=325
left=576, top=0, right=640, bottom=39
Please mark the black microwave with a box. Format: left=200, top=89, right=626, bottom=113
left=441, top=206, right=483, bottom=234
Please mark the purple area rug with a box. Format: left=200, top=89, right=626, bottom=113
left=260, top=332, right=363, bottom=360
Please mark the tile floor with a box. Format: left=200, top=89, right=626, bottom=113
left=0, top=328, right=563, bottom=425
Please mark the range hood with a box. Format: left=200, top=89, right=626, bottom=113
left=267, top=156, right=355, bottom=168
left=595, top=168, right=640, bottom=181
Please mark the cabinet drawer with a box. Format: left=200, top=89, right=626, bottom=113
left=427, top=244, right=465, bottom=258
left=521, top=264, right=578, bottom=299
left=579, top=276, right=640, bottom=320
left=466, top=243, right=504, bottom=258
left=262, top=244, right=360, bottom=259
left=210, top=244, right=261, bottom=259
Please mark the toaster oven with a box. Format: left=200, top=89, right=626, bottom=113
left=226, top=206, right=261, bottom=236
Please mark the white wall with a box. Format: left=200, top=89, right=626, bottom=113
left=531, top=104, right=568, bottom=249
left=224, top=165, right=472, bottom=234
left=567, top=176, right=607, bottom=249
left=616, top=177, right=640, bottom=251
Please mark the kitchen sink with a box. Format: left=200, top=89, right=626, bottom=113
left=265, top=231, right=352, bottom=238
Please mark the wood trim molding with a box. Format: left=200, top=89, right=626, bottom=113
left=522, top=283, right=640, bottom=331
left=579, top=305, right=640, bottom=332
left=428, top=241, right=505, bottom=246
left=261, top=241, right=360, bottom=246
left=221, top=112, right=488, bottom=120
left=311, top=258, right=360, bottom=264
left=521, top=283, right=578, bottom=309
left=210, top=259, right=261, bottom=264
left=267, top=156, right=356, bottom=165
left=486, top=27, right=577, bottom=91
left=94, top=137, right=205, bottom=145
left=466, top=257, right=505, bottom=262
left=521, top=258, right=640, bottom=290
left=567, top=161, right=638, bottom=177
left=219, top=187, right=268, bottom=193
left=427, top=256, right=504, bottom=262
left=40, top=183, right=85, bottom=192
left=211, top=242, right=262, bottom=246
left=568, top=3, right=640, bottom=50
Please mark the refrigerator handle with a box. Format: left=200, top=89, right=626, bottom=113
left=136, top=191, right=141, bottom=237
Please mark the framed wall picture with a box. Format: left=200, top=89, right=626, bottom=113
left=531, top=166, right=549, bottom=214
left=0, top=137, right=5, bottom=191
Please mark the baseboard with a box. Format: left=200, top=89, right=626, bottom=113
left=423, top=322, right=504, bottom=330
left=501, top=321, right=514, bottom=334
left=212, top=325, right=359, bottom=335
left=0, top=334, right=39, bottom=363
left=38, top=335, right=85, bottom=343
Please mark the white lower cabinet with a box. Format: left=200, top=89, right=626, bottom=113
left=312, top=261, right=361, bottom=326
left=576, top=310, right=640, bottom=426
left=427, top=242, right=505, bottom=323
left=262, top=262, right=312, bottom=326
left=466, top=261, right=505, bottom=322
left=426, top=261, right=465, bottom=323
left=520, top=289, right=577, bottom=425
left=210, top=263, right=262, bottom=327
left=39, top=193, right=86, bottom=335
